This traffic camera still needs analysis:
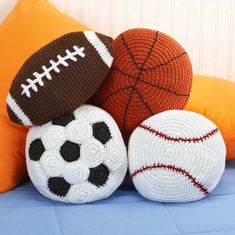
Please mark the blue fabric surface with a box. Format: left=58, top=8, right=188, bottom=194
left=0, top=161, right=235, bottom=235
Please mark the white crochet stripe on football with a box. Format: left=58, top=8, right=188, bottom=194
left=6, top=93, right=32, bottom=125
left=83, top=31, right=113, bottom=67
left=128, top=110, right=226, bottom=202
left=21, top=45, right=85, bottom=98
left=26, top=104, right=127, bottom=204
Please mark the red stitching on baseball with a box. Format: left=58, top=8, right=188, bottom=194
left=131, top=163, right=209, bottom=195
left=139, top=124, right=218, bottom=143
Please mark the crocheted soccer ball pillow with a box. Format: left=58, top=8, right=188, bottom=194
left=7, top=31, right=113, bottom=126
left=92, top=28, right=192, bottom=138
left=26, top=105, right=127, bottom=203
left=129, top=110, right=226, bottom=202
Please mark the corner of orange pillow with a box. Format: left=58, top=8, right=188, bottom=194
left=185, top=75, right=235, bottom=160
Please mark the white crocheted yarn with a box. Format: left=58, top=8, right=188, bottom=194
left=26, top=105, right=127, bottom=204
left=128, top=110, right=226, bottom=202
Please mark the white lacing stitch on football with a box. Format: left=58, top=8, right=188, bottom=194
left=21, top=45, right=85, bottom=98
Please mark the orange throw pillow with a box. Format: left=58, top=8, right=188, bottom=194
left=185, top=75, right=235, bottom=160
left=0, top=0, right=89, bottom=193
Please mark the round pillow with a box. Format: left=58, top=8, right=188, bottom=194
left=128, top=110, right=226, bottom=202
left=92, top=28, right=192, bottom=138
left=26, top=105, right=127, bottom=203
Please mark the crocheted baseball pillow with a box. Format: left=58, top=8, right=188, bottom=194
left=7, top=31, right=113, bottom=126
left=128, top=110, right=226, bottom=202
left=91, top=28, right=192, bottom=138
left=26, top=105, right=127, bottom=203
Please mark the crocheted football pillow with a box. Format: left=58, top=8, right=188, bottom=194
left=7, top=31, right=113, bottom=126
left=92, top=28, right=192, bottom=138
left=26, top=105, right=127, bottom=203
left=128, top=110, right=226, bottom=202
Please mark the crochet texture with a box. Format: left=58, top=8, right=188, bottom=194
left=92, top=28, right=192, bottom=138
left=26, top=105, right=127, bottom=204
left=7, top=31, right=113, bottom=126
left=128, top=110, right=226, bottom=202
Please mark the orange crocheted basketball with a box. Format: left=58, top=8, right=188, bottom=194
left=91, top=28, right=193, bottom=138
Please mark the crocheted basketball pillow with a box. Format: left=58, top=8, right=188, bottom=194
left=128, top=110, right=226, bottom=202
left=26, top=105, right=127, bottom=203
left=7, top=31, right=113, bottom=126
left=92, top=28, right=192, bottom=138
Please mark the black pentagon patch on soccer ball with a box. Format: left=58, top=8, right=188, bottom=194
left=60, top=141, right=80, bottom=162
left=88, top=164, right=110, bottom=187
left=29, top=138, right=45, bottom=161
left=48, top=177, right=71, bottom=197
left=92, top=122, right=111, bottom=144
left=52, top=112, right=75, bottom=127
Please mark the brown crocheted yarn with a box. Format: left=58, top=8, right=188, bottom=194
left=7, top=31, right=113, bottom=126
left=91, top=28, right=193, bottom=139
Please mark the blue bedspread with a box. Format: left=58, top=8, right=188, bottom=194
left=1, top=161, right=235, bottom=235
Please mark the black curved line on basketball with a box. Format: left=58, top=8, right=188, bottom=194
left=120, top=34, right=140, bottom=70
left=123, top=31, right=159, bottom=133
left=111, top=67, right=137, bottom=79
left=133, top=87, right=154, bottom=115
left=139, top=78, right=189, bottom=97
left=142, top=52, right=187, bottom=71
left=111, top=67, right=189, bottom=97
left=98, top=86, right=133, bottom=106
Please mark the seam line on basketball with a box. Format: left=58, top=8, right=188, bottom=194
left=142, top=52, right=187, bottom=71
left=98, top=86, right=133, bottom=106
left=120, top=34, right=140, bottom=69
left=131, top=162, right=209, bottom=195
left=134, top=87, right=154, bottom=115
left=139, top=124, right=219, bottom=143
left=123, top=31, right=159, bottom=133
left=138, top=77, right=189, bottom=96
left=111, top=67, right=190, bottom=97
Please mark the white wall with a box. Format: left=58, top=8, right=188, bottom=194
left=0, top=0, right=235, bottom=81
